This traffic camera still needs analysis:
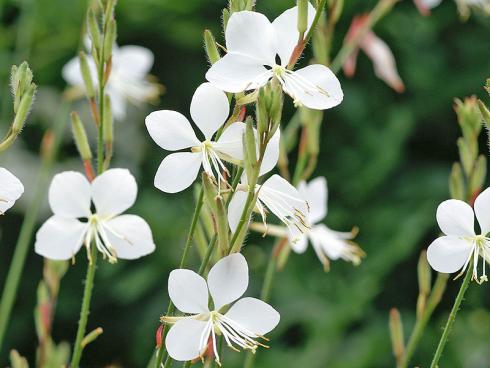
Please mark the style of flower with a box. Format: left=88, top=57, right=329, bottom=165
left=205, top=5, right=343, bottom=110
left=427, top=188, right=490, bottom=284
left=146, top=82, right=246, bottom=193
left=343, top=14, right=405, bottom=93
left=163, top=253, right=280, bottom=364
left=0, top=168, right=24, bottom=214
left=63, top=44, right=160, bottom=119
left=35, top=169, right=155, bottom=262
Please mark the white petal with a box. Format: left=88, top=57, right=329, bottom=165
left=154, top=152, right=202, bottom=193
left=289, top=233, right=308, bottom=254
left=168, top=269, right=209, bottom=314
left=283, top=65, right=343, bottom=110
left=427, top=236, right=474, bottom=273
left=165, top=319, right=209, bottom=362
left=107, top=88, right=127, bottom=120
left=48, top=171, right=91, bottom=218
left=0, top=168, right=24, bottom=213
left=103, top=215, right=155, bottom=259
left=146, top=110, right=200, bottom=151
left=272, top=3, right=316, bottom=66
left=91, top=168, right=137, bottom=217
left=207, top=253, right=249, bottom=310
left=298, top=177, right=327, bottom=224
left=113, top=45, right=154, bottom=77
left=213, top=122, right=246, bottom=161
left=436, top=199, right=475, bottom=237
left=225, top=297, right=280, bottom=335
left=35, top=216, right=87, bottom=260
left=225, top=11, right=276, bottom=65
left=190, top=83, right=229, bottom=139
left=227, top=190, right=249, bottom=232
left=309, top=224, right=346, bottom=260
left=205, top=53, right=272, bottom=93
left=62, top=56, right=96, bottom=88
left=259, top=128, right=280, bottom=176
left=474, top=188, right=490, bottom=235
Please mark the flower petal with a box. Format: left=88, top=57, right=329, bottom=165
left=206, top=53, right=272, bottom=93
left=298, top=177, right=327, bottom=224
left=225, top=297, right=280, bottom=336
left=91, top=168, right=137, bottom=217
left=113, top=45, right=154, bottom=77
left=207, top=253, right=249, bottom=310
left=227, top=190, right=249, bottom=232
left=436, top=199, right=475, bottom=236
left=168, top=269, right=209, bottom=314
left=35, top=216, right=87, bottom=260
left=146, top=110, right=199, bottom=151
left=154, top=152, right=202, bottom=193
left=62, top=56, right=97, bottom=88
left=427, top=236, right=474, bottom=273
left=282, top=65, right=343, bottom=110
left=309, top=224, right=345, bottom=260
left=474, top=188, right=490, bottom=235
left=166, top=319, right=209, bottom=362
left=190, top=83, right=230, bottom=139
left=103, top=215, right=156, bottom=259
left=289, top=233, right=308, bottom=254
left=49, top=171, right=91, bottom=218
left=272, top=3, right=316, bottom=66
left=213, top=122, right=246, bottom=161
left=0, top=168, right=24, bottom=213
left=107, top=88, right=127, bottom=120
left=225, top=11, right=276, bottom=65
left=259, top=128, right=280, bottom=176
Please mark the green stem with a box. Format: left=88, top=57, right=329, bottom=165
left=430, top=267, right=472, bottom=368
left=0, top=102, right=69, bottom=355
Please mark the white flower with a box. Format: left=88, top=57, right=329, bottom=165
left=205, top=5, right=343, bottom=110
left=35, top=168, right=155, bottom=262
left=163, top=253, right=280, bottom=364
left=427, top=188, right=490, bottom=284
left=62, top=44, right=160, bottom=120
left=0, top=168, right=24, bottom=214
left=146, top=83, right=246, bottom=194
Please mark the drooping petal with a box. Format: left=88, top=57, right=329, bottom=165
left=107, top=87, right=127, bottom=120
left=167, top=269, right=209, bottom=314
left=35, top=216, right=87, bottom=260
left=259, top=128, right=280, bottom=176
left=213, top=122, right=246, bottom=162
left=474, top=188, right=490, bottom=235
left=227, top=190, right=249, bottom=232
left=225, top=297, right=280, bottom=336
left=103, top=215, right=156, bottom=259
left=309, top=224, right=345, bottom=260
left=298, top=177, right=327, bottom=224
left=427, top=236, right=474, bottom=273
left=114, top=45, right=154, bottom=77
left=289, top=233, right=308, bottom=254
left=154, top=152, right=202, bottom=193
left=282, top=65, right=343, bottom=110
left=91, top=168, right=137, bottom=217
left=207, top=253, right=249, bottom=310
left=0, top=168, right=24, bottom=213
left=206, top=53, right=272, bottom=93
left=146, top=110, right=200, bottom=151
left=436, top=199, right=475, bottom=237
left=165, top=319, right=209, bottom=362
left=272, top=3, right=316, bottom=66
left=48, top=171, right=91, bottom=218
left=190, top=83, right=230, bottom=140
left=225, top=11, right=276, bottom=65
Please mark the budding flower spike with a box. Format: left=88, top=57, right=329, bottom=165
left=146, top=82, right=246, bottom=193
left=205, top=4, right=343, bottom=110
left=35, top=169, right=156, bottom=262
left=63, top=44, right=160, bottom=119
left=427, top=188, right=490, bottom=284
left=162, top=253, right=280, bottom=364
left=0, top=168, right=24, bottom=214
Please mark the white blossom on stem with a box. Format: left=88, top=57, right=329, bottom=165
left=35, top=169, right=155, bottom=262
left=0, top=168, right=24, bottom=214
left=163, top=253, right=280, bottom=364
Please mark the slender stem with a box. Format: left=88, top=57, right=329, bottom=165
left=430, top=267, right=472, bottom=368
left=0, top=102, right=69, bottom=355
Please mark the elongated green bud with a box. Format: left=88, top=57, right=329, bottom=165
left=71, top=112, right=92, bottom=161
left=215, top=195, right=230, bottom=255
left=103, top=18, right=117, bottom=62
left=12, top=84, right=36, bottom=133
left=81, top=327, right=104, bottom=348
left=202, top=172, right=218, bottom=214
left=87, top=9, right=101, bottom=54
left=79, top=52, right=95, bottom=99
left=330, top=0, right=344, bottom=24
left=297, top=0, right=308, bottom=36
left=9, top=350, right=28, bottom=368
left=103, top=95, right=113, bottom=144
left=470, top=155, right=486, bottom=194
left=449, top=162, right=465, bottom=200
left=104, top=0, right=116, bottom=20
left=11, top=62, right=33, bottom=113
left=418, top=250, right=431, bottom=296
left=204, top=30, right=220, bottom=65
left=269, top=79, right=283, bottom=136
left=244, top=116, right=257, bottom=183
left=389, top=308, right=405, bottom=362
left=222, top=8, right=230, bottom=29
left=478, top=99, right=490, bottom=127
left=256, top=87, right=269, bottom=137
left=457, top=137, right=473, bottom=177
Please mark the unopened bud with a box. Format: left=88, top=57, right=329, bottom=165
left=449, top=162, right=465, bottom=200
left=418, top=250, right=431, bottom=296
left=297, top=0, right=309, bottom=36
left=222, top=8, right=230, bottom=29
left=104, top=0, right=116, bottom=20
left=87, top=9, right=101, bottom=56
left=389, top=308, right=405, bottom=361
left=454, top=97, right=482, bottom=139
left=103, top=18, right=117, bottom=62
left=204, top=30, right=220, bottom=65
left=9, top=350, right=28, bottom=368
left=202, top=172, right=218, bottom=214
left=478, top=99, right=490, bottom=128
left=155, top=324, right=164, bottom=348
left=215, top=195, right=230, bottom=256
left=256, top=87, right=269, bottom=137
left=79, top=52, right=95, bottom=99
left=71, top=112, right=92, bottom=161
left=103, top=95, right=113, bottom=145
left=11, top=62, right=33, bottom=113
left=269, top=80, right=283, bottom=136
left=81, top=327, right=104, bottom=348
left=12, top=83, right=36, bottom=133
left=457, top=137, right=474, bottom=177
left=244, top=116, right=258, bottom=183
left=470, top=155, right=486, bottom=194
left=330, top=0, right=344, bottom=24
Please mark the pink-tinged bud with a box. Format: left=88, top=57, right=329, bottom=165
left=155, top=324, right=164, bottom=348
left=413, top=0, right=442, bottom=16
left=342, top=15, right=369, bottom=78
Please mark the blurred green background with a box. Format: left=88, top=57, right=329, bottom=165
left=0, top=0, right=489, bottom=367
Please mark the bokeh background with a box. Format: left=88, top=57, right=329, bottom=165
left=1, top=0, right=489, bottom=367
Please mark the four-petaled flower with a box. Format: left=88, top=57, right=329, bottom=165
left=206, top=5, right=343, bottom=110
left=146, top=82, right=246, bottom=193
left=35, top=169, right=156, bottom=262
left=163, top=253, right=280, bottom=364
left=427, top=188, right=490, bottom=284
left=0, top=168, right=24, bottom=214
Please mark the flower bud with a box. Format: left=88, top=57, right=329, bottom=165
left=478, top=99, right=490, bottom=130
left=11, top=62, right=33, bottom=113
left=470, top=155, right=486, bottom=195
left=104, top=0, right=116, bottom=20
left=329, top=0, right=344, bottom=25
left=457, top=137, right=474, bottom=177
left=12, top=83, right=36, bottom=133
left=256, top=86, right=269, bottom=137
left=9, top=350, right=28, bottom=368
left=297, top=0, right=309, bottom=36
left=269, top=80, right=283, bottom=137
left=202, top=172, right=218, bottom=214
left=215, top=195, right=230, bottom=255
left=244, top=116, right=258, bottom=183
left=87, top=9, right=102, bottom=57
left=81, top=327, right=104, bottom=348
left=222, top=8, right=230, bottom=30
left=71, top=112, right=92, bottom=161
left=389, top=308, right=405, bottom=361
left=454, top=97, right=482, bottom=139
left=103, top=94, right=113, bottom=145
left=103, top=18, right=117, bottom=62
left=79, top=51, right=95, bottom=99
left=449, top=162, right=465, bottom=200
left=418, top=250, right=431, bottom=296
left=155, top=324, right=164, bottom=348
left=204, top=30, right=220, bottom=65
